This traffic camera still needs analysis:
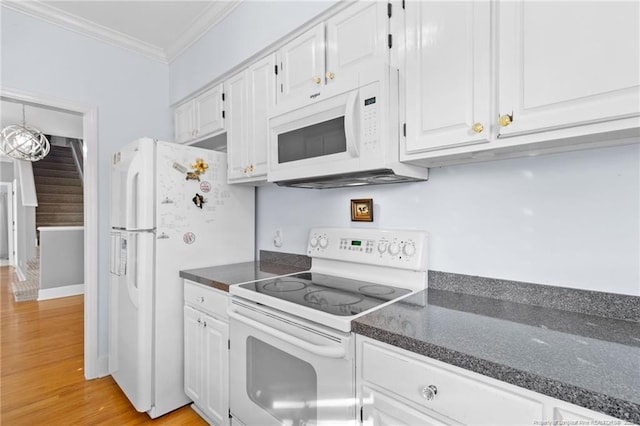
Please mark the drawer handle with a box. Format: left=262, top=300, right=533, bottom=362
left=421, top=385, right=438, bottom=401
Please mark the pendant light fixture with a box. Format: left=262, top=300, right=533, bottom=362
left=0, top=104, right=50, bottom=161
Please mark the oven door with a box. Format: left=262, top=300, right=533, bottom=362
left=229, top=298, right=356, bottom=426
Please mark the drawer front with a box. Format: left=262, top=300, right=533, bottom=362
left=361, top=339, right=543, bottom=425
left=184, top=280, right=229, bottom=320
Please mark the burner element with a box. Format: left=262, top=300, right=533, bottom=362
left=304, top=289, right=364, bottom=307
left=359, top=284, right=395, bottom=296
left=263, top=278, right=307, bottom=292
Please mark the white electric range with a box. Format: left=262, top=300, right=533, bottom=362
left=228, top=227, right=428, bottom=426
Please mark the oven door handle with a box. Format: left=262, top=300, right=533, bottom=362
left=228, top=310, right=346, bottom=359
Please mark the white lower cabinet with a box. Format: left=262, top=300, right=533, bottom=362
left=356, top=336, right=623, bottom=426
left=184, top=281, right=229, bottom=425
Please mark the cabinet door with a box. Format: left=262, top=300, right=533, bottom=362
left=184, top=306, right=203, bottom=404
left=276, top=23, right=325, bottom=105
left=498, top=1, right=640, bottom=138
left=174, top=102, right=195, bottom=143
left=196, top=84, right=225, bottom=137
left=202, top=313, right=229, bottom=426
left=225, top=71, right=249, bottom=181
left=362, top=386, right=458, bottom=426
left=403, top=1, right=491, bottom=155
left=246, top=55, right=275, bottom=180
left=325, top=1, right=389, bottom=92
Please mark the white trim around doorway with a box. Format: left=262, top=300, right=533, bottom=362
left=0, top=87, right=102, bottom=379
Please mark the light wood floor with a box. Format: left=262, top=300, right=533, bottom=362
left=0, top=266, right=207, bottom=425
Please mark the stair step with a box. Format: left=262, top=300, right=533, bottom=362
left=33, top=168, right=80, bottom=178
left=36, top=212, right=84, bottom=223
left=35, top=176, right=81, bottom=187
left=38, top=154, right=75, bottom=164
left=38, top=193, right=84, bottom=203
left=37, top=220, right=84, bottom=228
left=37, top=203, right=84, bottom=213
left=35, top=184, right=83, bottom=195
left=33, top=161, right=78, bottom=171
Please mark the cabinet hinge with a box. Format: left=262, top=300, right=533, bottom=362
left=402, top=0, right=405, bottom=9
left=274, top=64, right=278, bottom=75
left=387, top=2, right=392, bottom=18
left=388, top=34, right=393, bottom=49
left=228, top=409, right=232, bottom=419
left=360, top=406, right=363, bottom=422
left=222, top=92, right=225, bottom=102
left=222, top=110, right=225, bottom=119
left=403, top=122, right=406, bottom=137
left=228, top=339, right=230, bottom=350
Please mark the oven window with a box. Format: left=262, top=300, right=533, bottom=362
left=246, top=336, right=317, bottom=425
left=278, top=117, right=346, bottom=164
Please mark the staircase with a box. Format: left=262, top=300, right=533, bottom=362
left=33, top=146, right=84, bottom=229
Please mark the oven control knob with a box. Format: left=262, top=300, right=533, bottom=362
left=388, top=243, right=400, bottom=256
left=309, top=237, right=319, bottom=248
left=319, top=236, right=329, bottom=249
left=377, top=242, right=387, bottom=253
left=403, top=243, right=416, bottom=257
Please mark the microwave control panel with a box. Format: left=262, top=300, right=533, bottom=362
left=362, top=95, right=378, bottom=148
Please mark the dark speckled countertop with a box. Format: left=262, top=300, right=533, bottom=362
left=352, top=288, right=640, bottom=423
left=179, top=261, right=308, bottom=292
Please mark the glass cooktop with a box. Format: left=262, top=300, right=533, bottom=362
left=237, top=272, right=411, bottom=317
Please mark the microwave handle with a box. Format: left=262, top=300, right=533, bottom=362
left=344, top=90, right=360, bottom=157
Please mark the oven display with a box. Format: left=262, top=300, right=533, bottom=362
left=351, top=240, right=362, bottom=246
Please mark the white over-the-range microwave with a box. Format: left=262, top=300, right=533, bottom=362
left=268, top=67, right=428, bottom=189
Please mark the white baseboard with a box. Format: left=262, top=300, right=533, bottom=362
left=15, top=266, right=26, bottom=282
left=38, top=283, right=84, bottom=301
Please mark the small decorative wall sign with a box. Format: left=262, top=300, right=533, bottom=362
left=351, top=198, right=373, bottom=222
left=192, top=193, right=206, bottom=209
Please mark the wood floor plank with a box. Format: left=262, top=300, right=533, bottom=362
left=1, top=266, right=206, bottom=425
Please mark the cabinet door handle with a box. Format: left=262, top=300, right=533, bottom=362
left=499, top=114, right=513, bottom=127
left=312, top=76, right=321, bottom=85
left=421, top=385, right=438, bottom=401
left=472, top=122, right=484, bottom=133
left=326, top=71, right=335, bottom=80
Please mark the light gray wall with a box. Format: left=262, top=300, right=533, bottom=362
left=257, top=144, right=640, bottom=296
left=0, top=160, right=14, bottom=182
left=1, top=6, right=171, bottom=356
left=39, top=228, right=84, bottom=289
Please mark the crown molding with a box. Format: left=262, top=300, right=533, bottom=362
left=165, top=1, right=241, bottom=63
left=3, top=1, right=167, bottom=63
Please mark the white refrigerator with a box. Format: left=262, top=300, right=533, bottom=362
left=109, top=137, right=254, bottom=418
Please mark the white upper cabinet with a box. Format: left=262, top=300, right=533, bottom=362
left=276, top=23, right=325, bottom=107
left=225, top=71, right=248, bottom=181
left=325, top=1, right=389, bottom=92
left=174, top=83, right=225, bottom=144
left=401, top=0, right=640, bottom=167
left=276, top=2, right=389, bottom=110
left=226, top=55, right=276, bottom=183
left=497, top=1, right=640, bottom=138
left=403, top=1, right=491, bottom=154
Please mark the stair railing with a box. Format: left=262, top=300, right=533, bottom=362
left=69, top=138, right=84, bottom=186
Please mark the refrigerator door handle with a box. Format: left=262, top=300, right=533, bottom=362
left=125, top=156, right=141, bottom=230
left=126, top=233, right=139, bottom=308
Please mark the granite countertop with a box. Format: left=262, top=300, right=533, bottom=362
left=179, top=261, right=308, bottom=292
left=352, top=288, right=640, bottom=423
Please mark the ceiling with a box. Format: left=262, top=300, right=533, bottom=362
left=2, top=0, right=240, bottom=63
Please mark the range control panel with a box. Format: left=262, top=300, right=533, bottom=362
left=307, top=227, right=428, bottom=271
